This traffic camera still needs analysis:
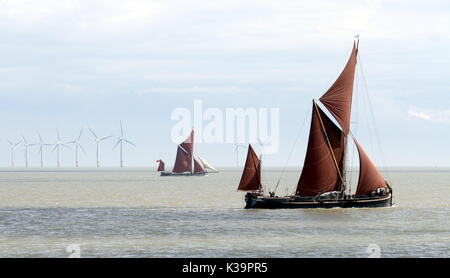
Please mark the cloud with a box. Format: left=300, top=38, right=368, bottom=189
left=407, top=107, right=450, bottom=124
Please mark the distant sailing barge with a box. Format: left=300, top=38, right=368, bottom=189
left=159, top=130, right=218, bottom=176
left=237, top=39, right=393, bottom=209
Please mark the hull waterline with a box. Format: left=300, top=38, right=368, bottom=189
left=244, top=193, right=393, bottom=209
left=160, top=171, right=206, bottom=176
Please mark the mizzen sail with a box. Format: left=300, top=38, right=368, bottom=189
left=319, top=43, right=357, bottom=134
left=296, top=102, right=345, bottom=196
left=237, top=144, right=261, bottom=191
left=352, top=136, right=387, bottom=195
left=193, top=156, right=206, bottom=173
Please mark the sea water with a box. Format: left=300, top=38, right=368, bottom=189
left=0, top=168, right=448, bottom=257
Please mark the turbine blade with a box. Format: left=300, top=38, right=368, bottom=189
left=77, top=127, right=83, bottom=140
left=52, top=145, right=58, bottom=153
left=36, top=146, right=42, bottom=157
left=37, top=130, right=43, bottom=143
left=112, top=140, right=121, bottom=150
left=15, top=140, right=22, bottom=147
left=100, top=136, right=112, bottom=141
left=89, top=127, right=98, bottom=139
left=67, top=141, right=76, bottom=144
left=21, top=134, right=27, bottom=144
left=57, top=128, right=60, bottom=141
left=120, top=121, right=123, bottom=137
left=79, top=144, right=87, bottom=155
left=62, top=144, right=71, bottom=149
left=6, top=139, right=12, bottom=145
left=124, top=139, right=135, bottom=147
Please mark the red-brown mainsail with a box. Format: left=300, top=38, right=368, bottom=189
left=237, top=144, right=261, bottom=191
left=319, top=43, right=357, bottom=134
left=296, top=102, right=345, bottom=196
left=352, top=137, right=387, bottom=196
left=172, top=130, right=194, bottom=173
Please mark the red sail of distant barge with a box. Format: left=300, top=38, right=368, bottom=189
left=156, top=160, right=165, bottom=172
left=160, top=129, right=218, bottom=176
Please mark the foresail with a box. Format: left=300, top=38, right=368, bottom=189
left=352, top=136, right=387, bottom=195
left=319, top=42, right=357, bottom=134
left=197, top=155, right=218, bottom=172
left=296, top=103, right=345, bottom=196
left=237, top=144, right=261, bottom=191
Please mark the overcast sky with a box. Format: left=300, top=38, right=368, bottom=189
left=0, top=0, right=449, bottom=168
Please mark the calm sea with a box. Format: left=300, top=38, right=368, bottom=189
left=0, top=168, right=448, bottom=258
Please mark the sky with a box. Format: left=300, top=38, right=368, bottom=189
left=0, top=0, right=449, bottom=168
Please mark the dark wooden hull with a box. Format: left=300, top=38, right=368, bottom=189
left=160, top=171, right=206, bottom=176
left=244, top=193, right=393, bottom=209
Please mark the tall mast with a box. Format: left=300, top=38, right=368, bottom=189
left=341, top=36, right=359, bottom=194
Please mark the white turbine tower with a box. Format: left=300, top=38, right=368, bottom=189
left=113, top=121, right=135, bottom=168
left=21, top=135, right=36, bottom=168
left=67, top=127, right=87, bottom=168
left=89, top=128, right=112, bottom=168
left=52, top=128, right=71, bottom=168
left=6, top=139, right=22, bottom=168
left=35, top=131, right=52, bottom=168
left=234, top=143, right=246, bottom=168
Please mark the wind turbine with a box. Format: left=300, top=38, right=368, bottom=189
left=89, top=127, right=112, bottom=168
left=52, top=128, right=71, bottom=168
left=112, top=121, right=135, bottom=168
left=234, top=143, right=246, bottom=168
left=6, top=139, right=22, bottom=167
left=257, top=137, right=271, bottom=158
left=67, top=127, right=87, bottom=168
left=21, top=135, right=37, bottom=168
left=35, top=131, right=52, bottom=168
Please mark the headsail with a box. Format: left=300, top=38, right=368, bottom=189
left=352, top=136, right=387, bottom=195
left=319, top=43, right=357, bottom=134
left=296, top=102, right=345, bottom=196
left=237, top=144, right=261, bottom=191
left=193, top=156, right=206, bottom=173
left=156, top=159, right=165, bottom=172
left=196, top=155, right=218, bottom=172
left=172, top=130, right=194, bottom=173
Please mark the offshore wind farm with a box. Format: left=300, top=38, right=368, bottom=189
left=2, top=122, right=136, bottom=168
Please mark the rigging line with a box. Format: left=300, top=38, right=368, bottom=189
left=348, top=61, right=360, bottom=194
left=272, top=102, right=309, bottom=194
left=357, top=55, right=391, bottom=181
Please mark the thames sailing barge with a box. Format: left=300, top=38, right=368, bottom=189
left=161, top=130, right=218, bottom=176
left=237, top=40, right=393, bottom=209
